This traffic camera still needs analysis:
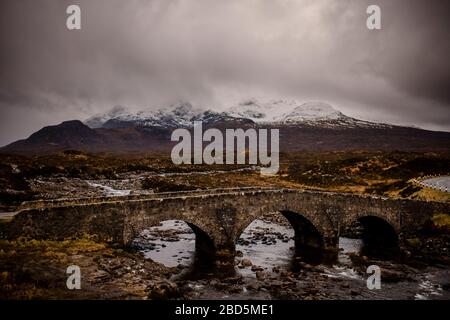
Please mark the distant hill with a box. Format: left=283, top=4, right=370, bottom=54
left=1, top=120, right=173, bottom=154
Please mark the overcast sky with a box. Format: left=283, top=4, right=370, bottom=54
left=0, top=0, right=449, bottom=146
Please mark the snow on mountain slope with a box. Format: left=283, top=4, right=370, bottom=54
left=86, top=102, right=203, bottom=129
left=85, top=99, right=392, bottom=129
left=228, top=99, right=299, bottom=123
left=228, top=99, right=346, bottom=123
left=280, top=101, right=344, bottom=122
left=228, top=99, right=391, bottom=128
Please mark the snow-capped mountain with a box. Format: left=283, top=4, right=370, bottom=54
left=227, top=99, right=296, bottom=123
left=228, top=99, right=391, bottom=128
left=86, top=102, right=254, bottom=129
left=85, top=102, right=203, bottom=129
left=228, top=99, right=345, bottom=123
left=85, top=99, right=390, bottom=129
left=3, top=99, right=449, bottom=154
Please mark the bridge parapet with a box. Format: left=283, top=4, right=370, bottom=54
left=17, top=186, right=277, bottom=210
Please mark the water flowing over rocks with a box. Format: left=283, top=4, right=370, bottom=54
left=130, top=219, right=450, bottom=300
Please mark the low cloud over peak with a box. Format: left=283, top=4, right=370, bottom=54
left=0, top=0, right=449, bottom=146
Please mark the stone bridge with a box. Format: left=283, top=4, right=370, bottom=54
left=7, top=187, right=450, bottom=265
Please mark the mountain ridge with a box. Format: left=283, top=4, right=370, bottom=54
left=84, top=100, right=395, bottom=130
left=1, top=100, right=449, bottom=154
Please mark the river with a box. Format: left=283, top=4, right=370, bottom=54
left=131, top=219, right=450, bottom=300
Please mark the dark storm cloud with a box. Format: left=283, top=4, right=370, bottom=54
left=374, top=0, right=450, bottom=104
left=0, top=0, right=449, bottom=145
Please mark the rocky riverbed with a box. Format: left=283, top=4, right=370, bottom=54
left=129, top=219, right=450, bottom=300
left=1, top=217, right=449, bottom=300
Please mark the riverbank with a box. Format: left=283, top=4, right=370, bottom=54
left=1, top=228, right=449, bottom=300
left=0, top=236, right=179, bottom=299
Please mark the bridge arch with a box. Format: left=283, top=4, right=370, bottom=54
left=123, top=204, right=223, bottom=262
left=350, top=215, right=399, bottom=258
left=130, top=218, right=217, bottom=269
left=280, top=210, right=325, bottom=251
left=236, top=210, right=326, bottom=263
left=184, top=221, right=217, bottom=264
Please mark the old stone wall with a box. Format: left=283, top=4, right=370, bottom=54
left=7, top=189, right=450, bottom=255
